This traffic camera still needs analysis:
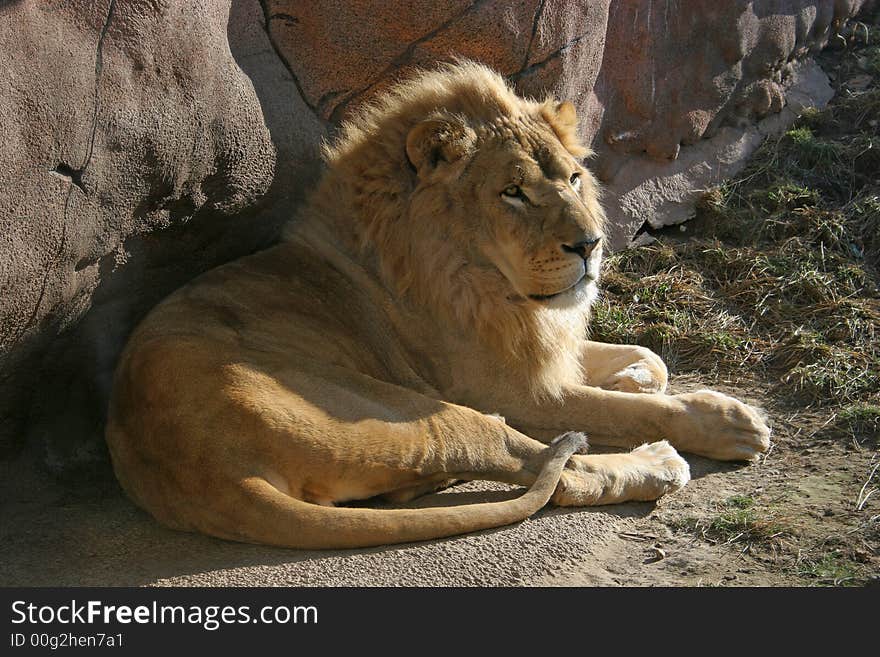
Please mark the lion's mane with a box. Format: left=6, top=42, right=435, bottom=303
left=287, top=61, right=601, bottom=398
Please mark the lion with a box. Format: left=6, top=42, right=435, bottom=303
left=105, top=61, right=770, bottom=549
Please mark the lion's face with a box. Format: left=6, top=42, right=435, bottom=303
left=406, top=110, right=605, bottom=311
left=467, top=130, right=604, bottom=308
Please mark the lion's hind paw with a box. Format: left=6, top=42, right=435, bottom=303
left=630, top=440, right=691, bottom=492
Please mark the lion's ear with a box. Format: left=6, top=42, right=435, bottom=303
left=406, top=118, right=475, bottom=175
left=554, top=101, right=578, bottom=131
left=541, top=100, right=589, bottom=158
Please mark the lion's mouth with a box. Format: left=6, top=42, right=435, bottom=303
left=527, top=273, right=592, bottom=302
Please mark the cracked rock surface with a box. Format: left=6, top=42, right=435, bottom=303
left=0, top=0, right=875, bottom=471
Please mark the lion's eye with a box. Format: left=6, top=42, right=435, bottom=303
left=570, top=172, right=582, bottom=190
left=501, top=184, right=522, bottom=198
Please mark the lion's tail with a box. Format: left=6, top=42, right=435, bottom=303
left=229, top=432, right=585, bottom=550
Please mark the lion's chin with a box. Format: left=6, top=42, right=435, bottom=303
left=528, top=274, right=595, bottom=309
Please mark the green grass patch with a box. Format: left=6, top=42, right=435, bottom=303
left=674, top=496, right=790, bottom=547
left=823, top=403, right=880, bottom=444
left=796, top=552, right=864, bottom=587
left=782, top=127, right=843, bottom=170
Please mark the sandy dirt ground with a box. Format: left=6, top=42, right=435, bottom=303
left=3, top=375, right=875, bottom=587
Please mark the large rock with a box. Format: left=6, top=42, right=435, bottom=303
left=0, top=0, right=287, bottom=467
left=0, top=0, right=875, bottom=470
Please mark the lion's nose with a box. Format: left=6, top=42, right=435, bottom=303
left=561, top=236, right=601, bottom=259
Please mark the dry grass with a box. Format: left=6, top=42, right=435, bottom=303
left=598, top=25, right=880, bottom=586
left=592, top=26, right=880, bottom=409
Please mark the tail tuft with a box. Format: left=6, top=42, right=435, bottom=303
left=551, top=431, right=589, bottom=455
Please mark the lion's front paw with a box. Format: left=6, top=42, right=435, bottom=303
left=672, top=390, right=771, bottom=461
left=605, top=361, right=668, bottom=394
left=552, top=440, right=690, bottom=506
left=593, top=346, right=668, bottom=394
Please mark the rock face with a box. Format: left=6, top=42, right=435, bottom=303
left=0, top=0, right=284, bottom=466
left=0, top=0, right=875, bottom=468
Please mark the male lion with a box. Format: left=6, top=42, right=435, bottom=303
left=106, top=61, right=770, bottom=549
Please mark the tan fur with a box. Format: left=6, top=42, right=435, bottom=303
left=106, top=61, right=770, bottom=549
